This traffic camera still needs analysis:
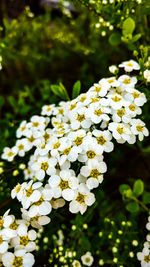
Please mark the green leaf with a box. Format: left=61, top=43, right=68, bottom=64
left=72, top=81, right=81, bottom=99
left=59, top=83, right=70, bottom=100
left=109, top=32, right=121, bottom=46
left=126, top=202, right=140, bottom=213
left=143, top=192, right=150, bottom=204
left=131, top=33, right=141, bottom=43
left=51, top=83, right=70, bottom=101
left=119, top=184, right=131, bottom=194
left=133, top=179, right=144, bottom=196
left=122, top=17, right=135, bottom=36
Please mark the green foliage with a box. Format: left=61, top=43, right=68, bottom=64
left=72, top=80, right=81, bottom=99
left=51, top=83, right=70, bottom=101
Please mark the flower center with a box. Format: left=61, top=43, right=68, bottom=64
left=41, top=162, right=49, bottom=171
left=87, top=150, right=96, bottom=159
left=77, top=114, right=85, bottom=122
left=7, top=151, right=14, bottom=157
left=43, top=133, right=50, bottom=141
left=94, top=109, right=102, bottom=116
left=15, top=184, right=21, bottom=193
left=69, top=103, right=76, bottom=110
left=63, top=147, right=71, bottom=155
left=108, top=79, right=114, bottom=83
left=21, top=126, right=26, bottom=131
left=0, top=219, right=4, bottom=228
left=127, top=62, right=133, bottom=67
left=31, top=216, right=39, bottom=222
left=91, top=97, right=99, bottom=103
left=112, top=96, right=121, bottom=102
left=33, top=122, right=39, bottom=127
left=35, top=196, right=44, bottom=206
left=53, top=141, right=60, bottom=149
left=96, top=136, right=106, bottom=145
left=46, top=107, right=51, bottom=112
left=80, top=96, right=86, bottom=102
left=90, top=169, right=100, bottom=178
left=144, top=255, right=150, bottom=263
left=117, top=109, right=125, bottom=117
left=26, top=187, right=33, bottom=197
left=76, top=193, right=85, bottom=204
left=20, top=236, right=29, bottom=246
left=74, top=137, right=83, bottom=146
left=58, top=108, right=64, bottom=114
left=9, top=221, right=18, bottom=230
left=0, top=235, right=3, bottom=244
left=59, top=180, right=69, bottom=190
left=28, top=135, right=35, bottom=143
left=132, top=92, right=139, bottom=98
left=117, top=126, right=124, bottom=134
left=85, top=257, right=90, bottom=263
left=12, top=256, right=23, bottom=267
left=94, top=85, right=101, bottom=92
left=136, top=125, right=144, bottom=132
left=18, top=144, right=24, bottom=150
left=123, top=78, right=131, bottom=84
left=129, top=104, right=136, bottom=111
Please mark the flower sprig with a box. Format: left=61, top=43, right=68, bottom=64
left=0, top=59, right=149, bottom=266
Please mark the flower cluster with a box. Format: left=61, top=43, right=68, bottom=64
left=137, top=216, right=150, bottom=267
left=0, top=209, right=36, bottom=267
left=1, top=59, right=149, bottom=266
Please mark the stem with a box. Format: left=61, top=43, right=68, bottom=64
left=131, top=196, right=149, bottom=212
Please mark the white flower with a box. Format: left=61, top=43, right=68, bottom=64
left=72, top=260, right=82, bottom=267
left=78, top=138, right=104, bottom=163
left=41, top=104, right=55, bottom=116
left=119, top=60, right=140, bottom=72
left=137, top=247, right=150, bottom=267
left=21, top=181, right=43, bottom=209
left=118, top=75, right=137, bottom=92
left=109, top=65, right=118, bottom=74
left=81, top=252, right=94, bottom=266
left=27, top=195, right=52, bottom=218
left=2, top=250, right=35, bottom=267
left=0, top=232, right=8, bottom=254
left=59, top=138, right=82, bottom=163
left=70, top=107, right=92, bottom=130
left=2, top=147, right=18, bottom=161
left=112, top=108, right=131, bottom=123
left=125, top=89, right=147, bottom=106
left=107, top=93, right=126, bottom=110
left=80, top=159, right=106, bottom=189
left=144, top=70, right=150, bottom=82
left=11, top=228, right=36, bottom=252
left=48, top=169, right=78, bottom=201
left=28, top=115, right=47, bottom=132
left=86, top=103, right=110, bottom=124
left=67, top=129, right=86, bottom=149
left=106, top=77, right=120, bottom=87
left=125, top=103, right=142, bottom=118
left=16, top=121, right=29, bottom=138
left=92, top=129, right=114, bottom=153
left=89, top=78, right=110, bottom=97
left=31, top=156, right=57, bottom=180
left=21, top=209, right=50, bottom=229
left=108, top=122, right=131, bottom=142
left=130, top=119, right=149, bottom=141
left=69, top=184, right=95, bottom=214
left=15, top=139, right=31, bottom=157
